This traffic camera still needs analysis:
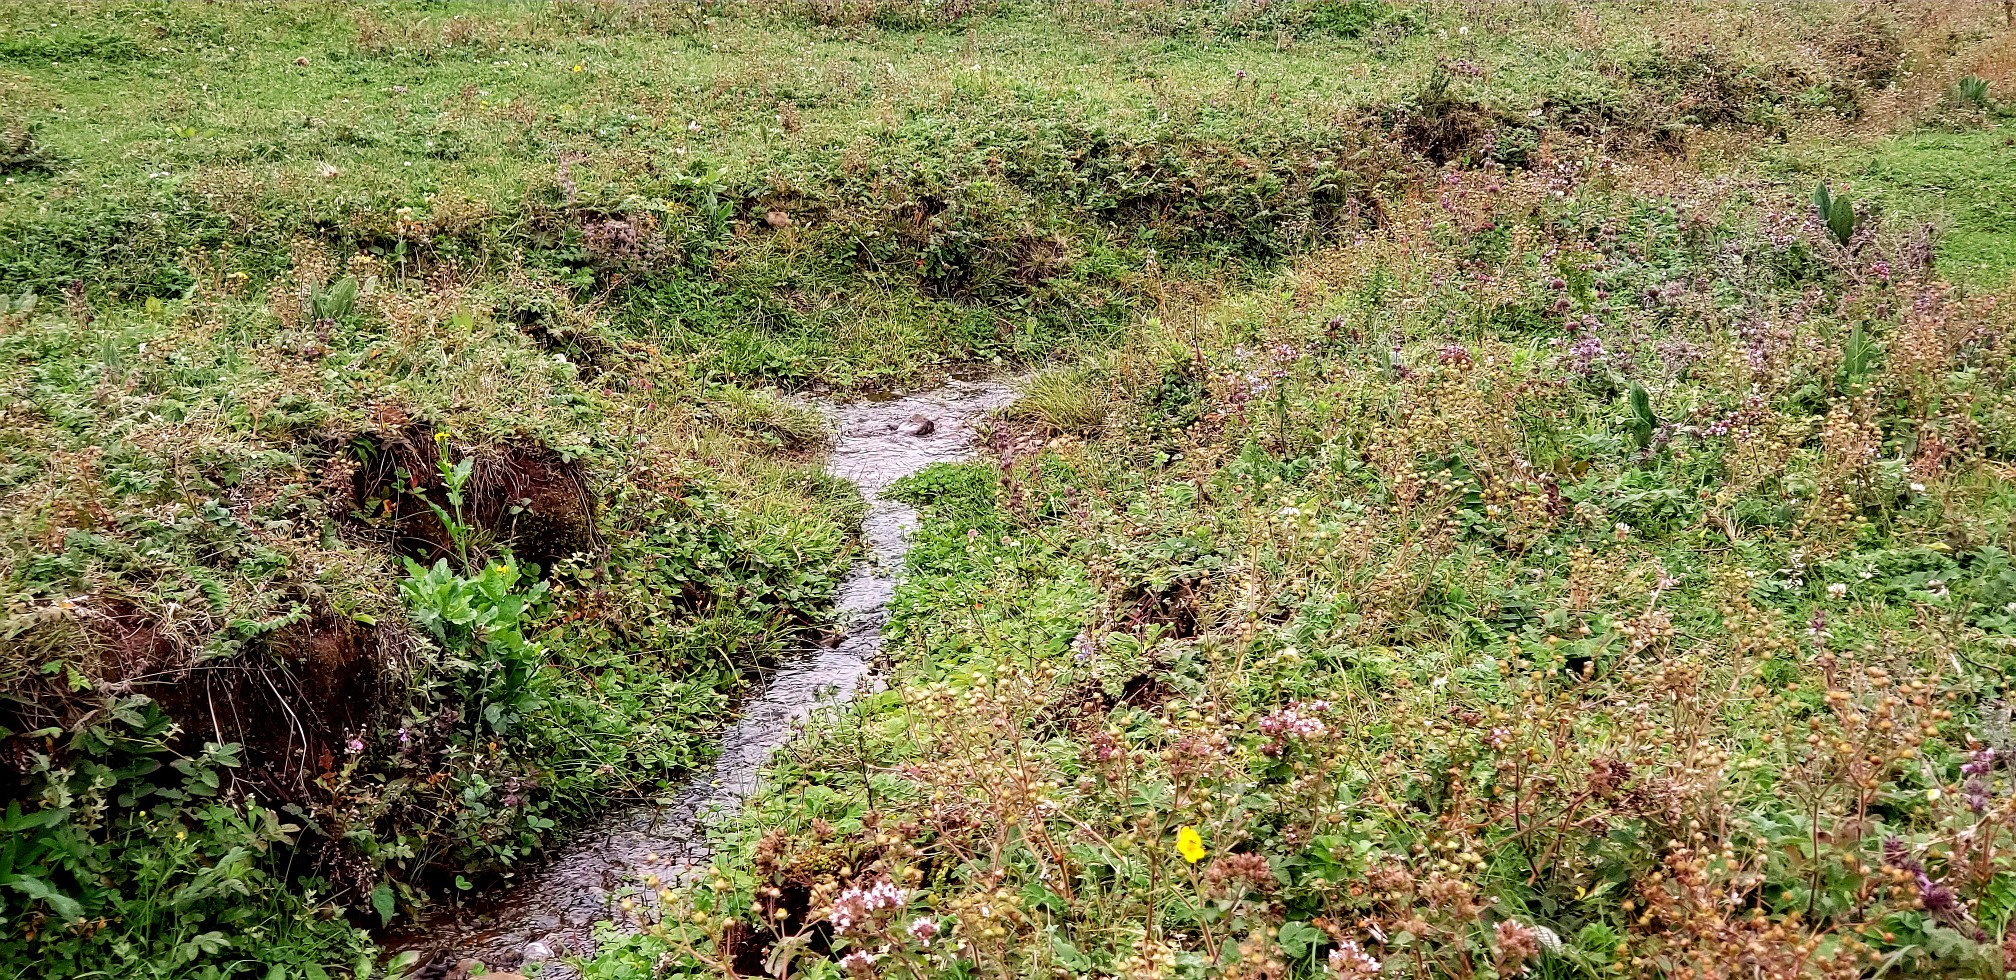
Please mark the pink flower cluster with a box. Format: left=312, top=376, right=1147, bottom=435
left=1327, top=939, right=1382, bottom=978
left=1258, top=700, right=1331, bottom=754
left=830, top=879, right=907, bottom=934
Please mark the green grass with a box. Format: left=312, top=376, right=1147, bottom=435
left=2, top=0, right=2013, bottom=977
left=1005, top=363, right=1115, bottom=435
left=591, top=158, right=2016, bottom=980
left=1855, top=123, right=2016, bottom=287
left=0, top=0, right=1927, bottom=387
left=0, top=276, right=864, bottom=976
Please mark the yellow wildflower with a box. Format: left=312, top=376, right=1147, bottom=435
left=1176, top=826, right=1205, bottom=864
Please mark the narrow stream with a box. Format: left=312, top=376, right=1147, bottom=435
left=395, top=380, right=1014, bottom=975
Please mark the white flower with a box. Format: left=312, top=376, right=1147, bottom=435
left=1827, top=583, right=1848, bottom=599
left=1327, top=940, right=1382, bottom=978
left=829, top=880, right=908, bottom=934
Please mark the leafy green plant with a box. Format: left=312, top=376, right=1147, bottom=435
left=400, top=556, right=550, bottom=735
left=0, top=700, right=371, bottom=978
left=427, top=433, right=477, bottom=568
left=1812, top=182, right=1859, bottom=247
left=0, top=289, right=36, bottom=315
left=1626, top=382, right=1659, bottom=450
left=307, top=275, right=360, bottom=325
left=1955, top=74, right=1992, bottom=109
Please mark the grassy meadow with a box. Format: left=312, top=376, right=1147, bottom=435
left=1, top=1, right=2015, bottom=978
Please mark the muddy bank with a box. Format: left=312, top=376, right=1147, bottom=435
left=390, top=380, right=1014, bottom=974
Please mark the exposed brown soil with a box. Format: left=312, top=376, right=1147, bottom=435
left=1116, top=576, right=1204, bottom=640
left=346, top=423, right=603, bottom=575
left=1039, top=671, right=1179, bottom=740
left=0, top=601, right=399, bottom=811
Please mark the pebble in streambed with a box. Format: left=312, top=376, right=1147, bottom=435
left=390, top=380, right=1014, bottom=978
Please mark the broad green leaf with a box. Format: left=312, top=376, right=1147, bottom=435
left=371, top=882, right=396, bottom=926
left=5, top=874, right=84, bottom=920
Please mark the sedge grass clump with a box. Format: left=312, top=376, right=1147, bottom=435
left=1005, top=365, right=1115, bottom=437
left=1955, top=74, right=1995, bottom=110
left=701, top=386, right=832, bottom=454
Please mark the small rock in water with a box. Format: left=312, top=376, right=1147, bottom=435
left=899, top=414, right=935, bottom=436
left=522, top=941, right=554, bottom=962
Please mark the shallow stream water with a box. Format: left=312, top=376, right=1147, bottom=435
left=392, top=380, right=1014, bottom=975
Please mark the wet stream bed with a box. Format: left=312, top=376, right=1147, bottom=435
left=390, top=380, right=1014, bottom=976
